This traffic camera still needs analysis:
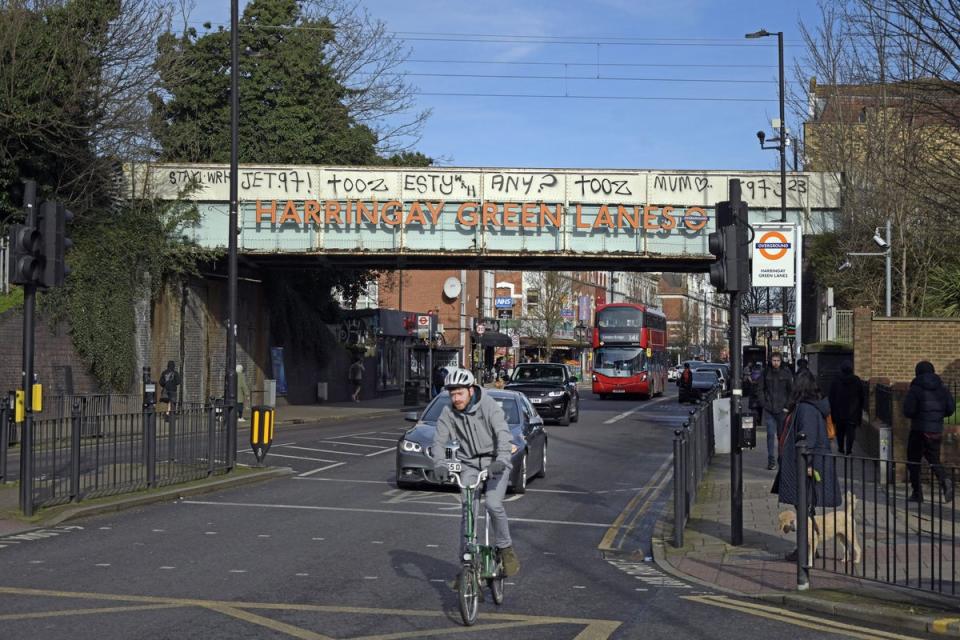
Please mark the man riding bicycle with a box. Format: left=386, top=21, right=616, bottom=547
left=433, top=367, right=521, bottom=577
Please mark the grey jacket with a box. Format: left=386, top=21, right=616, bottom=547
left=432, top=386, right=513, bottom=470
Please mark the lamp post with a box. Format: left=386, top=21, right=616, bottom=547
left=225, top=0, right=239, bottom=469
left=839, top=219, right=892, bottom=317
left=575, top=321, right=587, bottom=379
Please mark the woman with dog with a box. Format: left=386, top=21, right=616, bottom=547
left=775, top=369, right=842, bottom=561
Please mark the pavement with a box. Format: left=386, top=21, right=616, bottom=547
left=652, top=428, right=960, bottom=637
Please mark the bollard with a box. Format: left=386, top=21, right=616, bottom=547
left=796, top=433, right=810, bottom=591
left=673, top=429, right=685, bottom=547
left=250, top=406, right=275, bottom=465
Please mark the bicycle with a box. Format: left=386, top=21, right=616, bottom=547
left=444, top=460, right=505, bottom=626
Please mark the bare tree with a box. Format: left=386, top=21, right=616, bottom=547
left=522, top=271, right=570, bottom=357
left=669, top=300, right=701, bottom=360
left=302, top=0, right=430, bottom=155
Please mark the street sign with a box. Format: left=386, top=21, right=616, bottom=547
left=495, top=296, right=513, bottom=308
left=511, top=335, right=520, bottom=348
left=417, top=315, right=429, bottom=327
left=561, top=308, right=574, bottom=318
left=747, top=313, right=783, bottom=328
left=752, top=225, right=796, bottom=287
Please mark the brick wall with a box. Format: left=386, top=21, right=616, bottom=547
left=854, top=307, right=960, bottom=468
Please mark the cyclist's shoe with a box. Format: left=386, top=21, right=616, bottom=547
left=499, top=546, right=520, bottom=576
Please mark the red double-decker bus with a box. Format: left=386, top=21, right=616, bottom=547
left=591, top=303, right=668, bottom=399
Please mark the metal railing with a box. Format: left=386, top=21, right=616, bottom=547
left=876, top=384, right=893, bottom=426
left=12, top=399, right=230, bottom=512
left=836, top=310, right=854, bottom=344
left=672, top=390, right=717, bottom=547
left=793, top=439, right=959, bottom=596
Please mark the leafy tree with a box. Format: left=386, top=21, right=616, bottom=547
left=522, top=271, right=570, bottom=356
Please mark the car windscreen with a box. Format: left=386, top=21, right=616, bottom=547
left=594, top=347, right=646, bottom=377
left=511, top=366, right=566, bottom=383
left=420, top=394, right=519, bottom=423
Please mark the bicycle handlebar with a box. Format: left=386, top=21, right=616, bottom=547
left=443, top=463, right=488, bottom=490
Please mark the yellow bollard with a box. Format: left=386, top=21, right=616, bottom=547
left=250, top=406, right=275, bottom=464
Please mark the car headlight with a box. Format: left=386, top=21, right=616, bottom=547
left=401, top=440, right=423, bottom=453
left=547, top=390, right=564, bottom=397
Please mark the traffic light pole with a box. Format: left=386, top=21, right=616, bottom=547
left=225, top=0, right=239, bottom=470
left=19, top=181, right=37, bottom=516
left=729, top=180, right=745, bottom=546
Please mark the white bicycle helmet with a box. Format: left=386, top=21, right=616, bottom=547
left=444, top=367, right=476, bottom=390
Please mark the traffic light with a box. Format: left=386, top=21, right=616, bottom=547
left=8, top=223, right=44, bottom=286
left=40, top=201, right=73, bottom=288
left=708, top=201, right=750, bottom=293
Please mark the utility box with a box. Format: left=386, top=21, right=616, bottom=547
left=712, top=397, right=731, bottom=454
left=263, top=379, right=277, bottom=407
left=879, top=425, right=893, bottom=485
left=316, top=382, right=328, bottom=402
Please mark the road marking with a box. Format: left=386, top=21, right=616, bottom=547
left=0, top=585, right=622, bottom=639
left=526, top=488, right=591, bottom=495
left=279, top=445, right=363, bottom=457
left=159, top=566, right=175, bottom=570
left=95, top=564, right=111, bottom=567
left=602, top=396, right=672, bottom=424
left=297, top=463, right=347, bottom=477
left=344, top=436, right=398, bottom=443
left=683, top=595, right=922, bottom=640
left=316, top=440, right=385, bottom=449
left=365, top=447, right=396, bottom=457
left=607, top=559, right=690, bottom=589
left=933, top=619, right=960, bottom=634
left=243, top=452, right=338, bottom=464
left=229, top=570, right=247, bottom=574
left=0, top=603, right=184, bottom=621
left=598, top=456, right=672, bottom=552
left=292, top=476, right=384, bottom=484
left=180, top=499, right=620, bottom=528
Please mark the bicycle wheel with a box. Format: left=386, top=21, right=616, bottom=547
left=458, top=568, right=480, bottom=626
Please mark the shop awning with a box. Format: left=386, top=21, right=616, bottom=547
left=478, top=331, right=513, bottom=347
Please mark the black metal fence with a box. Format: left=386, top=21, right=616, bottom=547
left=672, top=390, right=717, bottom=547
left=1, top=397, right=230, bottom=512
left=793, top=439, right=959, bottom=596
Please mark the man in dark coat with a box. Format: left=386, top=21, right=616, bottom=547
left=828, top=361, right=865, bottom=455
left=903, top=361, right=955, bottom=503
left=761, top=353, right=794, bottom=470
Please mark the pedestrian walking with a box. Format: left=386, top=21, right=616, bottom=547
left=761, top=353, right=794, bottom=470
left=349, top=357, right=365, bottom=402
left=828, top=361, right=864, bottom=455
left=775, top=369, right=842, bottom=561
left=903, top=361, right=955, bottom=503
left=236, top=364, right=250, bottom=422
left=158, top=360, right=180, bottom=417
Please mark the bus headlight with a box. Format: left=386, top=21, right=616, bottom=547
left=401, top=440, right=423, bottom=453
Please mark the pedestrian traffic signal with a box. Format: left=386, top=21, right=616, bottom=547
left=8, top=223, right=44, bottom=286
left=40, top=202, right=73, bottom=288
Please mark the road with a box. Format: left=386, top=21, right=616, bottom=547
left=0, top=392, right=935, bottom=639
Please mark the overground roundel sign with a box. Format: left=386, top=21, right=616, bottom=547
left=756, top=231, right=790, bottom=260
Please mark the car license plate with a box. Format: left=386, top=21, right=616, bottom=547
left=613, top=389, right=626, bottom=393
left=530, top=397, right=542, bottom=403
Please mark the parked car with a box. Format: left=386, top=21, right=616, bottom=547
left=395, top=389, right=547, bottom=494
left=667, top=366, right=680, bottom=382
left=679, top=370, right=720, bottom=403
left=694, top=363, right=730, bottom=394
left=505, top=363, right=580, bottom=426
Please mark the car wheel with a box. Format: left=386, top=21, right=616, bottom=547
left=557, top=402, right=571, bottom=426
left=570, top=400, right=580, bottom=423
left=534, top=443, right=546, bottom=478
left=511, top=453, right=528, bottom=494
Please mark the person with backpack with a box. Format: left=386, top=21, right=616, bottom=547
left=678, top=363, right=693, bottom=402
left=828, top=361, right=865, bottom=455
left=903, top=361, right=955, bottom=503
left=158, top=361, right=180, bottom=417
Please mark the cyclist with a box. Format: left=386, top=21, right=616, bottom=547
left=433, top=367, right=521, bottom=578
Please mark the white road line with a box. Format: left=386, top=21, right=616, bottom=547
left=181, top=499, right=616, bottom=528
left=292, top=476, right=385, bottom=484
left=526, top=488, right=591, bottom=495
left=296, top=462, right=347, bottom=477
left=345, top=436, right=398, bottom=443
left=365, top=447, right=396, bottom=457
left=95, top=564, right=111, bottom=567
left=603, top=396, right=672, bottom=424
left=325, top=431, right=381, bottom=438
left=316, top=440, right=385, bottom=449
left=159, top=566, right=176, bottom=570
left=247, top=452, right=338, bottom=463
left=279, top=445, right=363, bottom=457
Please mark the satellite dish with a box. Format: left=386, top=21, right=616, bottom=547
left=443, top=277, right=462, bottom=299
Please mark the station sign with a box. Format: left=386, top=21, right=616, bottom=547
left=752, top=225, right=796, bottom=287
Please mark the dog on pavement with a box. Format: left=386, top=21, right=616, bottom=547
left=778, top=491, right=862, bottom=565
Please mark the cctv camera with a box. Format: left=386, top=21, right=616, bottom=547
left=872, top=232, right=889, bottom=249
left=837, top=260, right=852, bottom=272
left=756, top=131, right=766, bottom=144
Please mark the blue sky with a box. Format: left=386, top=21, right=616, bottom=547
left=192, top=1, right=823, bottom=171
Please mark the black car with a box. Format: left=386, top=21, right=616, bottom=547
left=679, top=370, right=719, bottom=403
left=395, top=389, right=548, bottom=494
left=505, top=363, right=580, bottom=426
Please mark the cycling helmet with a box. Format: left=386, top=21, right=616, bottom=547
left=443, top=367, right=476, bottom=390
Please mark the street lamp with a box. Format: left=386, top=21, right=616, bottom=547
left=574, top=321, right=588, bottom=378
left=746, top=28, right=787, bottom=224
left=837, top=219, right=892, bottom=316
